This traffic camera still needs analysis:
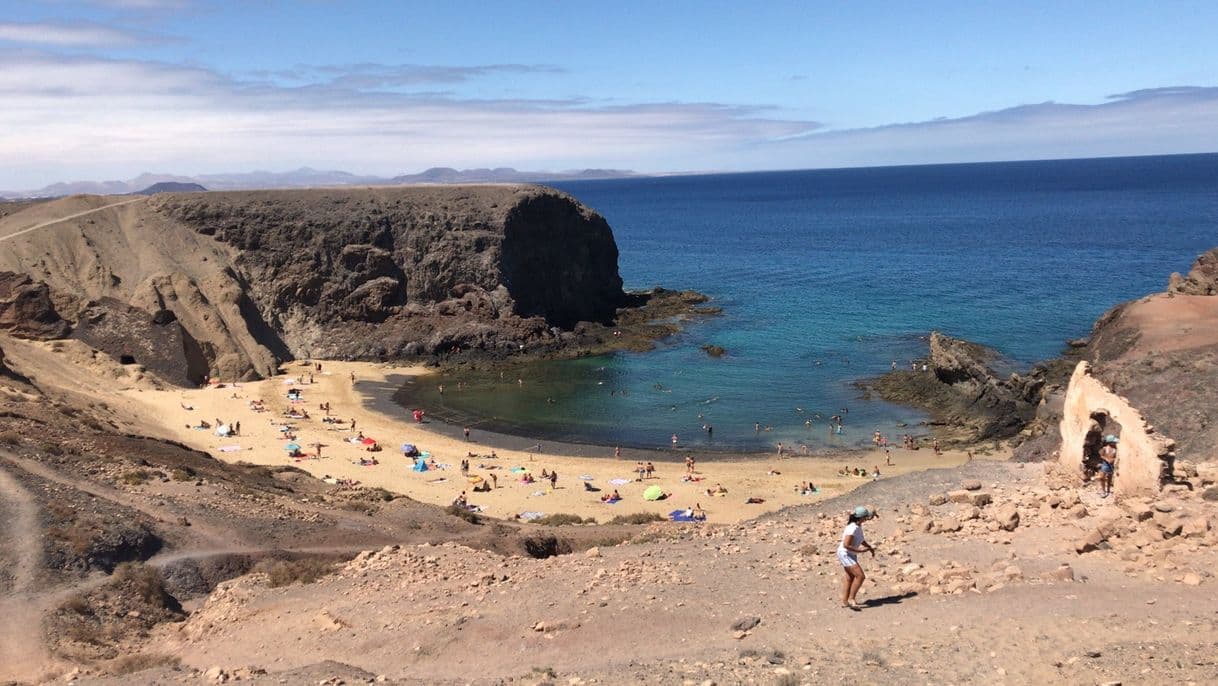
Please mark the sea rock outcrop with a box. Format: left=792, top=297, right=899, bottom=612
left=860, top=332, right=1057, bottom=443
left=0, top=186, right=678, bottom=384
left=1168, top=247, right=1218, bottom=295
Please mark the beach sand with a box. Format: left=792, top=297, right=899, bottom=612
left=123, top=359, right=989, bottom=524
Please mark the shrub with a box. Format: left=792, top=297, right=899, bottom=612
left=340, top=500, right=377, bottom=515
left=170, top=468, right=194, bottom=482
left=0, top=430, right=21, bottom=445
left=533, top=513, right=587, bottom=526
left=445, top=505, right=482, bottom=525
left=366, top=487, right=396, bottom=502
left=607, top=512, right=665, bottom=525
left=254, top=557, right=337, bottom=588
left=105, top=653, right=180, bottom=675
left=120, top=470, right=150, bottom=486
left=112, top=563, right=176, bottom=608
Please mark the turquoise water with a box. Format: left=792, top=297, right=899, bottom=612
left=403, top=154, right=1218, bottom=452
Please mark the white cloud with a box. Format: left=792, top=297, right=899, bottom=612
left=1, top=50, right=1216, bottom=190
left=0, top=21, right=150, bottom=47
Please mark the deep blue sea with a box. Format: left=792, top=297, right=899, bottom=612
left=407, top=154, right=1218, bottom=453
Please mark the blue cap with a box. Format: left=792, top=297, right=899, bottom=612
left=853, top=506, right=872, bottom=518
left=1104, top=435, right=1119, bottom=444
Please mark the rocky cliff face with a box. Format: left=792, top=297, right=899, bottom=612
left=0, top=186, right=645, bottom=384
left=148, top=186, right=627, bottom=368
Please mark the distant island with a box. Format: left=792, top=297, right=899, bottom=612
left=1, top=166, right=637, bottom=199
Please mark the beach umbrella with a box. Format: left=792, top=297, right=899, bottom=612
left=643, top=485, right=664, bottom=501
left=284, top=443, right=301, bottom=451
left=401, top=443, right=416, bottom=453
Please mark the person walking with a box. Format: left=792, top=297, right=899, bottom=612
left=838, top=506, right=877, bottom=610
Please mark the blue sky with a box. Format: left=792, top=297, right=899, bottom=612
left=2, top=0, right=1217, bottom=188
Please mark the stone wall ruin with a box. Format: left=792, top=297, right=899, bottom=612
left=1052, top=361, right=1176, bottom=497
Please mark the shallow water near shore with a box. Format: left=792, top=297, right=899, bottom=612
left=397, top=154, right=1218, bottom=452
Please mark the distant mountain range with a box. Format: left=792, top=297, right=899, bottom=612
left=0, top=167, right=638, bottom=199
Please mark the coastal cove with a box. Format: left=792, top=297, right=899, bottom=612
left=404, top=154, right=1218, bottom=452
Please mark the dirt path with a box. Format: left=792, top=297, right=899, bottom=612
left=2, top=453, right=236, bottom=549
left=0, top=459, right=53, bottom=683
left=0, top=196, right=144, bottom=243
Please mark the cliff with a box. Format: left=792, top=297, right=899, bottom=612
left=0, top=186, right=682, bottom=384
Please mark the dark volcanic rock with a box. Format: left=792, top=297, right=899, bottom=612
left=861, top=332, right=1060, bottom=444
left=71, top=297, right=207, bottom=386
left=150, top=186, right=631, bottom=366
left=1168, top=247, right=1218, bottom=295
left=0, top=272, right=72, bottom=339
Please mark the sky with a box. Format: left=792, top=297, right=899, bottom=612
left=2, top=0, right=1218, bottom=189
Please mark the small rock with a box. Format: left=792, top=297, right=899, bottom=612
left=204, top=667, right=227, bottom=683
left=730, top=616, right=761, bottom=632
left=1084, top=649, right=1102, bottom=658
left=585, top=547, right=602, bottom=558
left=1154, top=502, right=1175, bottom=513
left=929, top=494, right=947, bottom=506
left=962, top=480, right=983, bottom=491
left=933, top=517, right=962, bottom=534
left=1182, top=572, right=1203, bottom=586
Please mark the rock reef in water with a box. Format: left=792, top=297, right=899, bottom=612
left=859, top=332, right=1069, bottom=445
left=0, top=186, right=704, bottom=384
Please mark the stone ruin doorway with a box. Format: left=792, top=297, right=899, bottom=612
left=1081, top=410, right=1122, bottom=484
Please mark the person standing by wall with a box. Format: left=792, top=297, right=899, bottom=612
left=1098, top=435, right=1118, bottom=497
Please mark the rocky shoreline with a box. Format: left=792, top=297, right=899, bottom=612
left=859, top=246, right=1218, bottom=459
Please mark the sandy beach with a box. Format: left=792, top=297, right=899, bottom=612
left=123, top=359, right=987, bottom=523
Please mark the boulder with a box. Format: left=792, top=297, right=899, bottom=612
left=1076, top=528, right=1108, bottom=554
left=933, top=517, right=962, bottom=534
left=1124, top=501, right=1153, bottom=522
left=928, top=494, right=947, bottom=506
left=1152, top=512, right=1184, bottom=537
left=993, top=503, right=1020, bottom=531
left=1181, top=516, right=1211, bottom=539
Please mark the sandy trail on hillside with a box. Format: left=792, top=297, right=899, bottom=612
left=121, top=359, right=980, bottom=524
left=0, top=196, right=145, bottom=242
left=0, top=456, right=54, bottom=682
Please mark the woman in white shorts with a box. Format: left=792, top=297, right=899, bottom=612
left=838, top=505, right=876, bottom=610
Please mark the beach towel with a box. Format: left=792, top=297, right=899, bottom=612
left=530, top=490, right=547, bottom=497
left=510, top=467, right=529, bottom=474
left=519, top=511, right=545, bottom=521
left=579, top=475, right=595, bottom=481
left=603, top=497, right=621, bottom=504
left=669, top=510, right=706, bottom=522
left=218, top=445, right=242, bottom=453
left=608, top=478, right=631, bottom=485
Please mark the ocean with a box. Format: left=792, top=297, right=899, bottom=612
left=399, top=154, right=1218, bottom=453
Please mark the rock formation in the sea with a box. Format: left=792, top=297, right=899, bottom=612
left=0, top=186, right=693, bottom=384
left=859, top=332, right=1066, bottom=444
left=1168, top=246, right=1218, bottom=295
